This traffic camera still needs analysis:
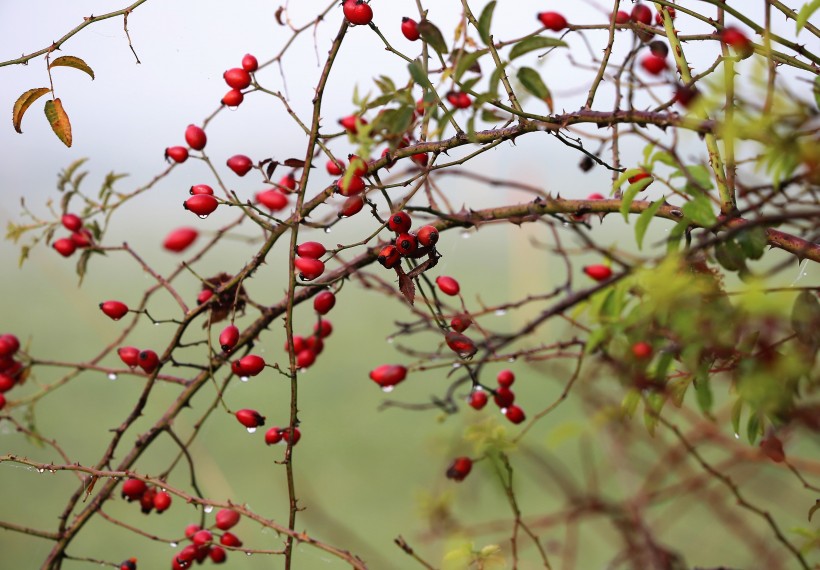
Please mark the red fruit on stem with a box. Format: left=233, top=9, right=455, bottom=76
left=284, top=335, right=306, bottom=355
left=0, top=393, right=6, bottom=411
left=53, top=238, right=77, bottom=257
left=628, top=169, right=652, bottom=184
left=337, top=174, right=365, bottom=196
left=278, top=173, right=297, bottom=193
left=163, top=227, right=198, bottom=253
left=640, top=53, right=668, bottom=75
left=294, top=257, right=325, bottom=281
left=377, top=245, right=401, bottom=269
left=445, top=332, right=478, bottom=359
left=235, top=409, right=265, bottom=428
left=497, top=369, right=515, bottom=387
left=339, top=195, right=365, bottom=217
left=305, top=336, right=324, bottom=355
left=219, top=325, right=240, bottom=352
left=190, top=184, right=214, bottom=195
left=314, top=319, right=333, bottom=338
left=192, top=529, right=213, bottom=547
left=235, top=354, right=266, bottom=376
left=296, top=241, right=326, bottom=259
left=494, top=386, right=515, bottom=408
left=153, top=491, right=172, bottom=513
left=446, top=457, right=473, bottom=481
left=395, top=233, right=417, bottom=256
left=614, top=10, right=630, bottom=24
left=649, top=40, right=669, bottom=58
left=100, top=300, right=129, bottom=321
left=255, top=189, right=289, bottom=211
left=760, top=436, right=786, bottom=463
left=226, top=154, right=253, bottom=176
left=347, top=154, right=368, bottom=176
left=185, top=125, right=207, bottom=150
left=0, top=334, right=20, bottom=357
left=221, top=89, right=244, bottom=107
left=369, top=364, right=407, bottom=387
left=70, top=229, right=93, bottom=248
left=343, top=0, right=373, bottom=26
left=537, top=11, right=568, bottom=31
left=241, top=53, right=258, bottom=72
left=450, top=314, right=471, bottom=333
left=223, top=68, right=251, bottom=90
left=209, top=546, right=227, bottom=564
left=468, top=389, right=488, bottom=410
left=118, top=346, right=140, bottom=368
left=119, top=557, right=138, bottom=570
left=313, top=290, right=336, bottom=315
left=185, top=524, right=201, bottom=538
left=416, top=225, right=439, bottom=247
left=505, top=405, right=526, bottom=424
left=197, top=289, right=214, bottom=305
left=138, top=350, right=160, bottom=373
left=674, top=83, right=700, bottom=108
left=61, top=213, right=82, bottom=232
left=296, top=349, right=316, bottom=369
left=436, top=275, right=460, bottom=296
left=388, top=211, right=412, bottom=233
left=339, top=114, right=366, bottom=134
left=220, top=531, right=243, bottom=547
left=630, top=3, right=652, bottom=25
left=583, top=264, right=613, bottom=282
left=631, top=341, right=653, bottom=360
left=0, top=373, right=15, bottom=393
left=165, top=146, right=189, bottom=163
left=326, top=159, right=345, bottom=175
left=265, top=426, right=283, bottom=445
left=283, top=427, right=301, bottom=445
left=184, top=194, right=219, bottom=217
left=721, top=27, right=754, bottom=58
left=140, top=488, right=155, bottom=513
left=411, top=152, right=428, bottom=167
left=215, top=508, right=240, bottom=531
left=121, top=478, right=147, bottom=501
left=401, top=17, right=420, bottom=41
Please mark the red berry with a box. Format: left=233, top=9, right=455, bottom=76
left=631, top=341, right=653, bottom=360
left=184, top=194, right=219, bottom=217
left=176, top=544, right=197, bottom=564
left=100, top=300, right=129, bottom=321
left=208, top=546, right=227, bottom=564
left=138, top=350, right=160, bottom=373
left=649, top=40, right=669, bottom=58
left=346, top=154, right=368, bottom=176
left=283, top=427, right=301, bottom=445
left=343, top=0, right=373, bottom=26
left=630, top=3, right=652, bottom=25
left=537, top=11, right=568, bottom=31
left=628, top=169, right=652, bottom=184
left=395, top=233, right=417, bottom=256
left=337, top=174, right=366, bottom=196
left=0, top=334, right=20, bottom=357
left=401, top=17, right=420, bottom=41
left=313, top=290, right=336, bottom=315
left=494, top=386, right=515, bottom=408
left=163, top=227, right=198, bottom=253
left=265, top=426, right=283, bottom=445
left=294, top=257, right=325, bottom=281
left=278, top=173, right=297, bottom=193
left=296, top=349, right=316, bottom=369
left=241, top=53, right=259, bottom=72
left=165, top=146, right=189, bottom=163
left=450, top=314, right=472, bottom=333
left=61, top=213, right=82, bottom=232
left=215, top=508, right=240, bottom=531
left=0, top=394, right=6, bottom=411
left=314, top=319, right=333, bottom=338
left=388, top=211, right=412, bottom=233
left=583, top=264, right=613, bottom=281
left=121, top=478, right=147, bottom=501
left=339, top=195, right=365, bottom=217
left=468, top=390, right=488, bottom=410
left=640, top=53, right=668, bottom=75
left=497, top=370, right=515, bottom=387
left=411, top=152, right=428, bottom=167
left=339, top=114, right=366, bottom=134
left=445, top=332, right=478, bottom=359
left=235, top=409, right=265, bottom=428
left=119, top=557, right=137, bottom=570
left=505, top=405, right=526, bottom=424
left=70, top=229, right=93, bottom=248
left=192, top=529, right=213, bottom=547
left=139, top=488, right=156, bottom=513
left=284, top=335, right=306, bottom=355
left=53, top=237, right=77, bottom=257
left=305, top=336, right=323, bottom=354
left=296, top=241, right=326, bottom=259
left=226, top=154, right=253, bottom=176
left=221, top=89, right=244, bottom=107
left=223, top=68, right=251, bottom=90
left=219, top=325, right=240, bottom=352
left=153, top=491, right=172, bottom=513
left=185, top=125, right=207, bottom=150
left=118, top=346, right=140, bottom=368
left=674, top=83, right=700, bottom=108
left=220, top=531, right=243, bottom=547
left=234, top=354, right=266, bottom=376
left=369, top=364, right=407, bottom=388
left=197, top=289, right=214, bottom=305
left=0, top=373, right=15, bottom=393
left=326, top=159, right=345, bottom=175
left=436, top=275, right=460, bottom=296
left=185, top=525, right=201, bottom=538
left=255, top=189, right=289, bottom=212
left=446, top=457, right=473, bottom=481
left=614, top=10, right=630, bottom=24
left=416, top=225, right=438, bottom=247
left=760, top=436, right=786, bottom=463
left=721, top=27, right=754, bottom=58
left=377, top=244, right=401, bottom=269
left=190, top=184, right=214, bottom=195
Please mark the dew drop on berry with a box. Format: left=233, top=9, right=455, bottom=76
left=198, top=214, right=209, bottom=220
left=381, top=385, right=394, bottom=393
left=324, top=227, right=332, bottom=233
left=246, top=427, right=257, bottom=434
left=38, top=468, right=45, bottom=473
left=240, top=376, right=249, bottom=383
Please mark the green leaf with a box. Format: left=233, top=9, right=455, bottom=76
left=715, top=239, right=747, bottom=272
left=408, top=59, right=433, bottom=90
left=681, top=195, right=717, bottom=226
left=635, top=198, right=666, bottom=250
left=666, top=220, right=687, bottom=254
left=694, top=369, right=714, bottom=416
left=621, top=389, right=641, bottom=419
left=746, top=412, right=761, bottom=444
left=418, top=19, right=449, bottom=55
left=797, top=0, right=820, bottom=33
left=453, top=50, right=486, bottom=82
left=516, top=67, right=552, bottom=111
left=44, top=98, right=73, bottom=147
left=620, top=177, right=653, bottom=222
left=12, top=87, right=50, bottom=133
left=508, top=36, right=567, bottom=60
left=814, top=75, right=820, bottom=111
left=477, top=1, right=496, bottom=45
left=650, top=150, right=677, bottom=168
left=612, top=168, right=644, bottom=193
left=730, top=399, right=743, bottom=438
left=736, top=227, right=768, bottom=260
left=48, top=55, right=95, bottom=80
left=791, top=290, right=820, bottom=349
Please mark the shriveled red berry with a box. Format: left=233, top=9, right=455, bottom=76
left=343, top=0, right=373, bottom=26
left=223, top=68, right=251, bottom=90
left=208, top=546, right=227, bottom=564
left=100, top=300, right=129, bottom=321
left=283, top=427, right=301, bottom=445
left=369, top=364, right=407, bottom=388
left=450, top=314, right=472, bottom=333
left=494, top=386, right=515, bottom=408
left=401, top=17, right=420, bottom=41
left=255, top=189, right=289, bottom=211
left=264, top=426, right=283, bottom=445
left=583, top=264, right=613, bottom=281
left=0, top=334, right=21, bottom=357
left=497, top=370, right=515, bottom=387
left=339, top=114, right=366, bottom=134
left=339, top=195, right=365, bottom=217
left=537, top=11, right=568, bottom=32
left=121, top=478, right=147, bottom=501
left=326, top=159, right=345, bottom=175
left=220, top=531, right=243, bottom=547
left=165, top=146, right=189, bottom=163
left=388, top=211, right=412, bottom=233
left=215, top=508, right=240, bottom=531
left=163, top=227, right=198, bottom=253
left=416, top=225, right=438, bottom=247
left=314, top=319, right=333, bottom=338
left=234, top=354, right=266, bottom=376
left=445, top=332, right=478, bottom=359
left=61, top=213, right=83, bottom=232
left=436, top=275, right=460, bottom=296
left=395, top=233, right=417, bottom=256
left=185, top=125, right=207, bottom=150
left=138, top=350, right=160, bottom=373
left=241, top=53, right=259, bottom=72
left=640, top=53, right=668, bottom=75
left=337, top=174, right=365, bottom=196
left=226, top=154, right=253, bottom=176
left=631, top=341, right=653, bottom=360
left=505, top=405, right=526, bottom=424
left=446, top=457, right=473, bottom=481
left=468, top=390, right=488, bottom=410
left=235, top=409, right=265, bottom=428
left=313, top=290, right=336, bottom=315
left=153, top=491, right=172, bottom=513
left=53, top=237, right=77, bottom=257
left=190, top=184, right=214, bottom=195
left=630, top=3, right=652, bottom=25
left=221, top=89, right=244, bottom=107
left=219, top=325, right=240, bottom=352
left=377, top=244, right=401, bottom=269
left=184, top=194, right=219, bottom=217
left=294, top=257, right=325, bottom=281
left=192, top=529, right=213, bottom=547
left=760, top=436, right=786, bottom=463
left=655, top=7, right=676, bottom=25
left=118, top=346, right=140, bottom=368
left=296, top=241, right=326, bottom=259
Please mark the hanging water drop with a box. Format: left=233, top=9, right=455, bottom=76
left=240, top=376, right=249, bottom=383
left=381, top=386, right=394, bottom=393
left=170, top=542, right=179, bottom=548
left=324, top=227, right=332, bottom=233
left=204, top=505, right=213, bottom=513
left=246, top=427, right=257, bottom=434
left=495, top=309, right=507, bottom=316
left=107, top=373, right=118, bottom=381
left=198, top=214, right=209, bottom=220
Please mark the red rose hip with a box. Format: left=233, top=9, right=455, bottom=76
left=185, top=125, right=207, bottom=150
left=100, top=300, right=129, bottom=321
left=436, top=275, right=460, bottom=296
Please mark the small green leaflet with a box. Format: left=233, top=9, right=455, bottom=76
left=620, top=177, right=653, bottom=222
left=681, top=194, right=717, bottom=226
left=408, top=59, right=433, bottom=90
left=796, top=0, right=820, bottom=33
left=634, top=198, right=665, bottom=249
left=48, top=55, right=95, bottom=80
left=477, top=1, right=496, bottom=45
left=516, top=67, right=553, bottom=111
left=418, top=19, right=448, bottom=55
left=508, top=36, right=566, bottom=61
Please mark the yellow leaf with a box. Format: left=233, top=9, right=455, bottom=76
left=48, top=55, right=95, bottom=80
left=44, top=99, right=73, bottom=147
left=12, top=88, right=50, bottom=133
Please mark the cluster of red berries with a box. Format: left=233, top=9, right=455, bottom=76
left=118, top=346, right=160, bottom=374
left=446, top=456, right=473, bottom=482
left=52, top=213, right=95, bottom=258
left=342, top=0, right=372, bottom=26
left=326, top=156, right=366, bottom=215
left=171, top=509, right=243, bottom=568
left=184, top=181, right=219, bottom=219
left=234, top=409, right=301, bottom=446
left=284, top=312, right=335, bottom=370
left=445, top=90, right=472, bottom=109
left=377, top=211, right=439, bottom=269
left=221, top=53, right=258, bottom=108
left=0, top=333, right=24, bottom=410
left=293, top=240, right=329, bottom=281
left=467, top=370, right=526, bottom=424
left=121, top=478, right=172, bottom=514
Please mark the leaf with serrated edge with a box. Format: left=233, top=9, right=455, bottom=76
left=397, top=268, right=415, bottom=305
left=44, top=99, right=72, bottom=147
left=12, top=88, right=50, bottom=133
left=48, top=55, right=95, bottom=80
left=635, top=198, right=666, bottom=249
left=508, top=36, right=566, bottom=60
